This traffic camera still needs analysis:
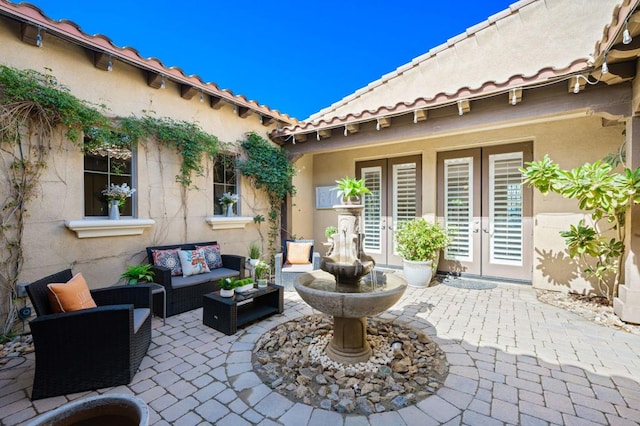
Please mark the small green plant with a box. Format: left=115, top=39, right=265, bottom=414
left=219, top=277, right=238, bottom=290
left=334, top=176, right=371, bottom=203
left=394, top=218, right=450, bottom=262
left=254, top=260, right=271, bottom=280
left=325, top=226, right=338, bottom=240
left=248, top=242, right=261, bottom=260
left=121, top=264, right=155, bottom=285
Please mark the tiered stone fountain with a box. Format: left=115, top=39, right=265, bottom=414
left=294, top=205, right=407, bottom=363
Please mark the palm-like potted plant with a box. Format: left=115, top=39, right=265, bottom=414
left=394, top=218, right=450, bottom=287
left=334, top=176, right=371, bottom=204
left=121, top=264, right=155, bottom=285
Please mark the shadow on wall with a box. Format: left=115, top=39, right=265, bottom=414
left=534, top=247, right=601, bottom=292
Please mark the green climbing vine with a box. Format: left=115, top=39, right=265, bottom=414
left=237, top=132, right=296, bottom=259
left=0, top=65, right=115, bottom=336
left=0, top=64, right=222, bottom=337
left=118, top=116, right=219, bottom=187
left=236, top=132, right=296, bottom=263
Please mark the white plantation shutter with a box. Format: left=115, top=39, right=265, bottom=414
left=392, top=162, right=417, bottom=254
left=362, top=166, right=382, bottom=253
left=444, top=157, right=473, bottom=261
left=489, top=152, right=523, bottom=265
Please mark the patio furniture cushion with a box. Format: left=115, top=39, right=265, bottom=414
left=286, top=241, right=313, bottom=264
left=170, top=267, right=240, bottom=289
left=196, top=244, right=224, bottom=269
left=133, top=308, right=150, bottom=333
left=47, top=273, right=97, bottom=313
left=282, top=263, right=315, bottom=272
left=178, top=249, right=210, bottom=277
left=151, top=248, right=182, bottom=276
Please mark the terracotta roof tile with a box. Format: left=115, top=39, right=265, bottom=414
left=271, top=59, right=589, bottom=136
left=0, top=0, right=297, bottom=124
left=302, top=0, right=619, bottom=127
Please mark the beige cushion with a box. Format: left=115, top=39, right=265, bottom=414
left=286, top=242, right=312, bottom=264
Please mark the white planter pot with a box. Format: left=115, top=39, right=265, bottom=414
left=220, top=288, right=234, bottom=297
left=257, top=278, right=268, bottom=288
left=403, top=259, right=435, bottom=288
left=236, top=283, right=255, bottom=293
left=248, top=258, right=259, bottom=267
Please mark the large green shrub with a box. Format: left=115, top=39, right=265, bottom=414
left=394, top=218, right=450, bottom=262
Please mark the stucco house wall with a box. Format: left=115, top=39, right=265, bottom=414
left=0, top=13, right=275, bottom=287
left=301, top=114, right=623, bottom=292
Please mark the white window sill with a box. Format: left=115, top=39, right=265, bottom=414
left=205, top=216, right=253, bottom=230
left=64, top=218, right=156, bottom=238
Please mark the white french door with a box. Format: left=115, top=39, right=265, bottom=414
left=437, top=143, right=532, bottom=282
left=357, top=155, right=421, bottom=266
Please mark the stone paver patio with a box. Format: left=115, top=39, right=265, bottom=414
left=1, top=281, right=640, bottom=425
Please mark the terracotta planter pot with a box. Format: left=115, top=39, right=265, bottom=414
left=27, top=394, right=149, bottom=426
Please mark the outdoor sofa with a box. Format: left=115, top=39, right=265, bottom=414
left=146, top=241, right=245, bottom=316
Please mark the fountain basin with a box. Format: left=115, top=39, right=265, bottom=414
left=294, top=270, right=406, bottom=318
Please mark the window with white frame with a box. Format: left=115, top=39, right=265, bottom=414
left=84, top=140, right=134, bottom=217
left=213, top=154, right=238, bottom=215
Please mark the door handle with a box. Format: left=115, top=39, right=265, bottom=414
left=473, top=219, right=480, bottom=233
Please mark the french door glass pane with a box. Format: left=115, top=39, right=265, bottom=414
left=489, top=153, right=523, bottom=265
left=393, top=162, right=417, bottom=254
left=444, top=157, right=473, bottom=261
left=362, top=166, right=382, bottom=253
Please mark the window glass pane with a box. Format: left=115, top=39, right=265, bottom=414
left=213, top=154, right=238, bottom=215
left=84, top=141, right=134, bottom=217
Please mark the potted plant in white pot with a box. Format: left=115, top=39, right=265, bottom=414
left=248, top=241, right=261, bottom=267
left=219, top=277, right=238, bottom=297
left=334, top=176, right=371, bottom=204
left=394, top=217, right=450, bottom=287
left=254, top=260, right=271, bottom=288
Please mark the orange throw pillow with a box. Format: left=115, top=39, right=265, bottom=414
left=286, top=242, right=312, bottom=264
left=47, top=273, right=97, bottom=313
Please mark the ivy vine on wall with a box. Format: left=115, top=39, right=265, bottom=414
left=0, top=65, right=115, bottom=336
left=0, top=65, right=222, bottom=337
left=236, top=132, right=296, bottom=262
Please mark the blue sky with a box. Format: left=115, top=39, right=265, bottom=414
left=24, top=1, right=514, bottom=119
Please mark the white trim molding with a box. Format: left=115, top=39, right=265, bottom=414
left=205, top=216, right=253, bottom=230
left=64, top=218, right=155, bottom=238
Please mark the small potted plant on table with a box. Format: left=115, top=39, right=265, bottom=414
left=219, top=277, right=238, bottom=297
left=254, top=260, right=271, bottom=288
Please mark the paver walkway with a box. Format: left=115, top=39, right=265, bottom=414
left=1, top=282, right=639, bottom=425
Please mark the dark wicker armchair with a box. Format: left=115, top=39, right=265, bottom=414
left=25, top=269, right=152, bottom=400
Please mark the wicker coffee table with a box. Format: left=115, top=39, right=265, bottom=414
left=202, top=284, right=283, bottom=335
